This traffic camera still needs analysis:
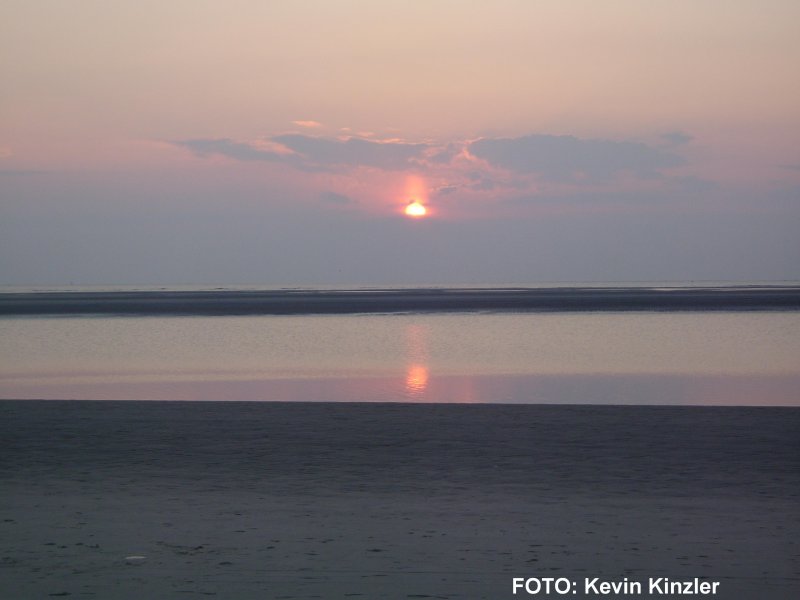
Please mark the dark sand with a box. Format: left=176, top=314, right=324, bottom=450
left=2, top=286, right=800, bottom=316
left=1, top=401, right=798, bottom=599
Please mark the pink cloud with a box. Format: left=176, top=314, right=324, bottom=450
left=292, top=120, right=323, bottom=128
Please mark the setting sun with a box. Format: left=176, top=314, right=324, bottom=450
left=404, top=200, right=427, bottom=218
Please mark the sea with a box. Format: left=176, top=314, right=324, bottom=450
left=2, top=283, right=799, bottom=599
left=2, top=282, right=799, bottom=405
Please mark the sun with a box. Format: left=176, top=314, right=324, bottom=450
left=404, top=200, right=427, bottom=218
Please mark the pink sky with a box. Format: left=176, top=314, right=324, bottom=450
left=1, top=1, right=799, bottom=284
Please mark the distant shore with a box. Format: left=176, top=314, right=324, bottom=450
left=1, top=286, right=800, bottom=316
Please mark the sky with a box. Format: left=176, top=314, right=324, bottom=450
left=1, top=0, right=799, bottom=285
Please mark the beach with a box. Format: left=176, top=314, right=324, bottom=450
left=2, top=400, right=798, bottom=599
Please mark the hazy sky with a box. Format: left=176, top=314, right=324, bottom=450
left=1, top=0, right=799, bottom=285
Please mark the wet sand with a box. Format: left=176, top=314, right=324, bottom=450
left=1, top=286, right=800, bottom=316
left=1, top=401, right=798, bottom=599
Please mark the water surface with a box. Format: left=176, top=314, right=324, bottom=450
left=2, top=311, right=798, bottom=404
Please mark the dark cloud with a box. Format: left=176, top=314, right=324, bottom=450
left=670, top=176, right=718, bottom=194
left=463, top=170, right=499, bottom=191
left=320, top=191, right=357, bottom=205
left=434, top=185, right=459, bottom=196
left=469, top=177, right=496, bottom=191
left=173, top=138, right=288, bottom=162
left=425, top=143, right=461, bottom=164
left=469, top=134, right=684, bottom=182
left=504, top=189, right=670, bottom=207
left=272, top=134, right=430, bottom=170
left=660, top=131, right=694, bottom=145
left=175, top=135, right=430, bottom=172
left=175, top=133, right=685, bottom=186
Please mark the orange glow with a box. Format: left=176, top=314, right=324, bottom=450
left=405, top=363, right=429, bottom=397
left=401, top=174, right=431, bottom=217
left=404, top=200, right=427, bottom=217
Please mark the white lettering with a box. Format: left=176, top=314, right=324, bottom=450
left=585, top=578, right=641, bottom=595
left=648, top=578, right=720, bottom=595
left=554, top=578, right=571, bottom=594
left=513, top=578, right=525, bottom=594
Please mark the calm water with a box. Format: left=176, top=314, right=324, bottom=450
left=1, top=311, right=798, bottom=404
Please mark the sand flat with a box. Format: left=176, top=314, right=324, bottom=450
left=1, top=286, right=800, bottom=316
left=1, top=401, right=799, bottom=599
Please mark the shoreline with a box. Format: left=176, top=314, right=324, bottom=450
left=4, top=397, right=800, bottom=408
left=4, top=372, right=800, bottom=405
left=2, top=286, right=800, bottom=315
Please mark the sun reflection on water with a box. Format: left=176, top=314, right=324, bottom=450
left=404, top=363, right=429, bottom=397
left=404, top=323, right=430, bottom=399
